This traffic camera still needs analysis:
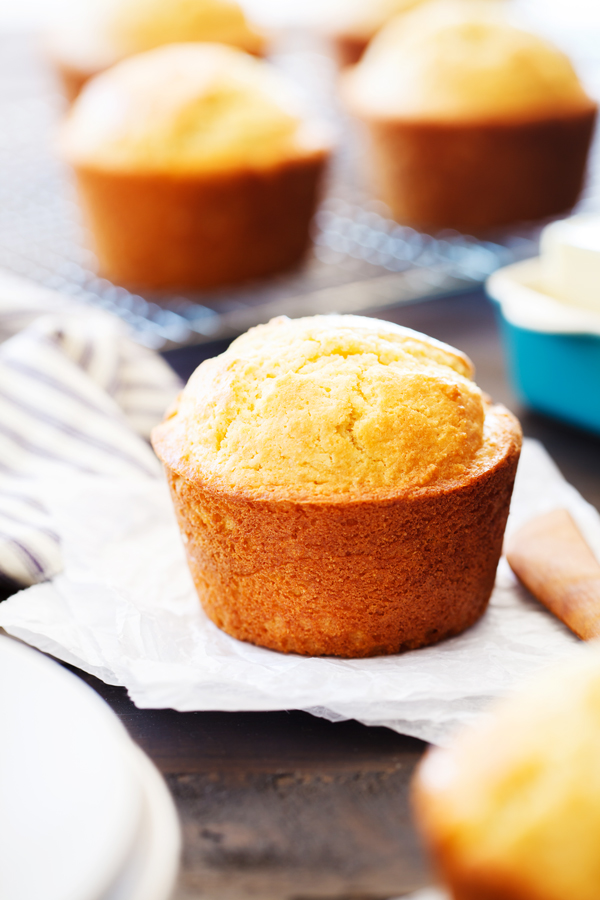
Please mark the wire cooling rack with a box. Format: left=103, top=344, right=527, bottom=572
left=0, top=31, right=581, bottom=350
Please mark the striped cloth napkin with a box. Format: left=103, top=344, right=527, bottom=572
left=0, top=270, right=181, bottom=588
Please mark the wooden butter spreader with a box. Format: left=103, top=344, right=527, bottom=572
left=506, top=508, right=600, bottom=640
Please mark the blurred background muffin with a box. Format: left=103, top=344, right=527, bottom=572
left=316, top=0, right=506, bottom=68
left=46, top=0, right=267, bottom=101
left=60, top=42, right=332, bottom=291
left=343, top=2, right=597, bottom=232
left=414, top=644, right=600, bottom=900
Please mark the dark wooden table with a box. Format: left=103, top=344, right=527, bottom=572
left=71, top=290, right=600, bottom=900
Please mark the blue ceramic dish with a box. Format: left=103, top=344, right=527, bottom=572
left=486, top=260, right=600, bottom=436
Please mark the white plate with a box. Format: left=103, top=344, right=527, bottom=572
left=0, top=635, right=143, bottom=900
left=102, top=742, right=181, bottom=900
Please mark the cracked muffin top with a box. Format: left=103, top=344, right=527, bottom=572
left=152, top=314, right=511, bottom=499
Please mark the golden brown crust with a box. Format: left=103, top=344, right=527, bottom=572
left=361, top=107, right=597, bottom=231
left=72, top=154, right=328, bottom=289
left=156, top=404, right=521, bottom=657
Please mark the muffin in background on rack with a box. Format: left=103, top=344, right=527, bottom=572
left=317, top=0, right=504, bottom=66
left=342, top=2, right=597, bottom=232
left=152, top=313, right=521, bottom=658
left=414, top=645, right=600, bottom=900
left=46, top=0, right=266, bottom=101
left=60, top=43, right=332, bottom=291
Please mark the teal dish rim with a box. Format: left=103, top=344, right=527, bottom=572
left=490, top=296, right=600, bottom=436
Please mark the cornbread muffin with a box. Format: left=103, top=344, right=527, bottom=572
left=152, top=314, right=521, bottom=658
left=414, top=646, right=600, bottom=900
left=320, top=0, right=504, bottom=67
left=343, top=6, right=597, bottom=231
left=46, top=0, right=266, bottom=101
left=60, top=44, right=332, bottom=290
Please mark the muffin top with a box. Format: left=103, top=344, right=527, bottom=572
left=344, top=1, right=594, bottom=121
left=415, top=646, right=600, bottom=900
left=152, top=315, right=512, bottom=500
left=60, top=44, right=331, bottom=174
left=47, top=0, right=264, bottom=75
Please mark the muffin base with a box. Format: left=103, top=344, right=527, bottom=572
left=362, top=108, right=597, bottom=232
left=159, top=407, right=521, bottom=657
left=73, top=154, right=328, bottom=290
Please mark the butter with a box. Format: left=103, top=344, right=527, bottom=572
left=540, top=215, right=600, bottom=314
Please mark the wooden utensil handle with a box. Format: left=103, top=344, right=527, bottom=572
left=506, top=508, right=600, bottom=640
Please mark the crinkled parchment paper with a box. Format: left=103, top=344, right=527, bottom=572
left=1, top=438, right=596, bottom=745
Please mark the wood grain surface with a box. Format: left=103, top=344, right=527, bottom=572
left=69, top=669, right=430, bottom=900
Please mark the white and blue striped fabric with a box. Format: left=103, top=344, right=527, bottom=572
left=0, top=270, right=181, bottom=587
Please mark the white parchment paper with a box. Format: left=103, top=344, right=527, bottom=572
left=0, top=438, right=596, bottom=745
